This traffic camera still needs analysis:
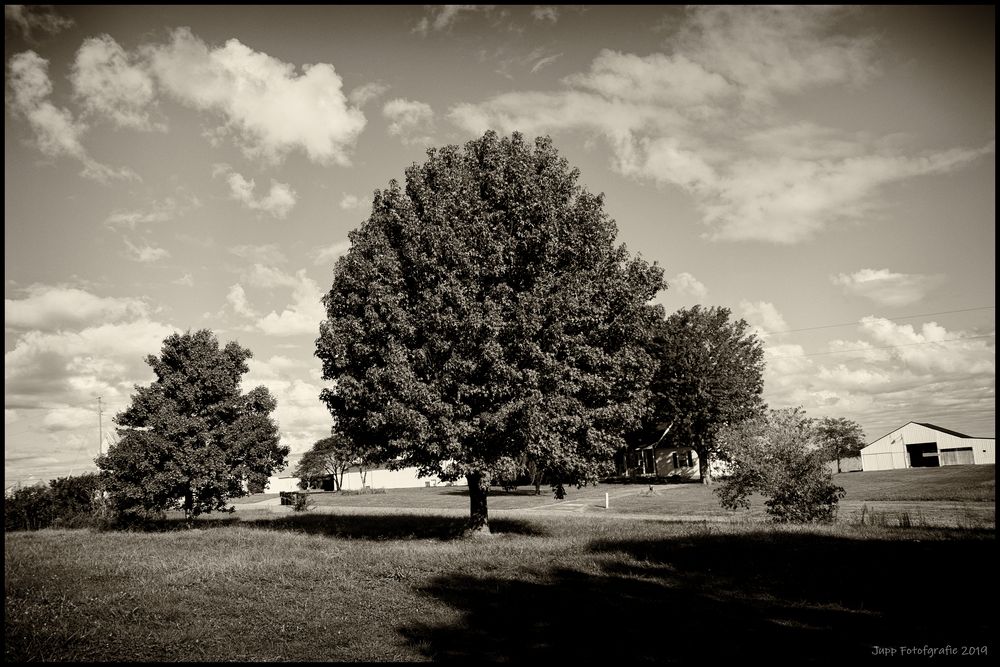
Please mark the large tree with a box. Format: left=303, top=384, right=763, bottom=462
left=97, top=330, right=288, bottom=522
left=643, top=305, right=766, bottom=485
left=815, top=416, right=867, bottom=473
left=316, top=131, right=665, bottom=534
left=294, top=432, right=368, bottom=491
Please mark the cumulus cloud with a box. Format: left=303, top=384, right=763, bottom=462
left=668, top=272, right=708, bottom=300
left=243, top=263, right=300, bottom=290
left=6, top=50, right=137, bottom=182
left=758, top=304, right=994, bottom=440
left=312, top=240, right=352, bottom=266
left=339, top=193, right=372, bottom=211
left=255, top=270, right=326, bottom=337
left=5, top=5, right=74, bottom=41
left=832, top=268, right=944, bottom=306
left=349, top=81, right=389, bottom=107
left=145, top=27, right=366, bottom=165
left=4, top=319, right=177, bottom=410
left=738, top=300, right=789, bottom=338
left=71, top=34, right=161, bottom=131
left=5, top=284, right=149, bottom=331
left=173, top=273, right=195, bottom=287
left=383, top=98, right=435, bottom=146
left=447, top=6, right=994, bottom=244
left=226, top=283, right=258, bottom=318
left=217, top=167, right=297, bottom=219
left=123, top=238, right=170, bottom=263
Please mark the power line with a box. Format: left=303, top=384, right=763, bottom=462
left=769, top=333, right=995, bottom=359
left=762, top=306, right=995, bottom=336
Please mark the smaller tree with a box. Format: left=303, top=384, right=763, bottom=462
left=815, top=416, right=867, bottom=473
left=294, top=432, right=370, bottom=491
left=716, top=407, right=846, bottom=523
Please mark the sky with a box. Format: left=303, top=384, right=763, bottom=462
left=4, top=5, right=995, bottom=490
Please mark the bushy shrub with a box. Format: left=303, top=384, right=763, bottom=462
left=4, top=485, right=56, bottom=531
left=716, top=407, right=846, bottom=523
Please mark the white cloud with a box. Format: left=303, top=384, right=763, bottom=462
left=41, top=407, right=95, bottom=433
left=531, top=6, right=559, bottom=23
left=243, top=263, right=300, bottom=290
left=6, top=50, right=137, bottom=183
left=349, top=81, right=389, bottom=107
left=5, top=409, right=20, bottom=425
left=668, top=272, right=708, bottom=300
left=256, top=270, right=326, bottom=337
left=229, top=244, right=287, bottom=265
left=5, top=5, right=74, bottom=41
left=759, top=316, right=994, bottom=439
left=104, top=194, right=199, bottom=230
left=5, top=285, right=149, bottom=331
left=413, top=5, right=491, bottom=35
left=529, top=53, right=562, bottom=74
left=226, top=283, right=258, bottom=318
left=173, top=273, right=195, bottom=287
left=123, top=238, right=170, bottom=263
left=383, top=98, right=435, bottom=146
left=71, top=34, right=161, bottom=131
left=339, top=193, right=372, bottom=210
left=832, top=268, right=944, bottom=307
left=312, top=240, right=352, bottom=266
left=146, top=27, right=366, bottom=165
left=218, top=167, right=297, bottom=219
left=4, top=319, right=177, bottom=411
left=446, top=7, right=994, bottom=244
left=738, top=300, right=788, bottom=338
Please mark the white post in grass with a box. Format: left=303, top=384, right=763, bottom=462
left=605, top=492, right=609, bottom=509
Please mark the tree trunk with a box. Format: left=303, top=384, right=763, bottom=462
left=183, top=488, right=194, bottom=526
left=466, top=472, right=491, bottom=536
left=836, top=456, right=842, bottom=474
left=698, top=450, right=713, bottom=486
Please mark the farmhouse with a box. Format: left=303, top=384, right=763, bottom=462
left=618, top=444, right=702, bottom=480
left=264, top=463, right=462, bottom=493
left=860, top=422, right=996, bottom=471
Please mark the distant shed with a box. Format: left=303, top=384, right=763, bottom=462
left=861, top=422, right=995, bottom=471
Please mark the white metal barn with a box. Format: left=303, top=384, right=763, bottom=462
left=860, top=422, right=996, bottom=471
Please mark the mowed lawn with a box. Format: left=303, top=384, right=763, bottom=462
left=6, top=465, right=995, bottom=661
left=5, top=516, right=995, bottom=662
left=238, top=464, right=995, bottom=526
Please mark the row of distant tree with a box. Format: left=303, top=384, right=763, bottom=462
left=7, top=131, right=867, bottom=533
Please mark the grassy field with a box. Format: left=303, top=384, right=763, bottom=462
left=6, top=465, right=995, bottom=661
left=237, top=465, right=995, bottom=527
left=5, top=516, right=995, bottom=662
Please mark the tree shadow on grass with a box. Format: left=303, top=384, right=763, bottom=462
left=400, top=529, right=995, bottom=663
left=236, top=513, right=546, bottom=540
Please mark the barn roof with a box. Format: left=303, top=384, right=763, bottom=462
left=914, top=422, right=972, bottom=439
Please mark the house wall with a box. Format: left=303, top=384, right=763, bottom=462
left=653, top=447, right=700, bottom=480
left=968, top=439, right=996, bottom=465
left=264, top=476, right=302, bottom=493
left=825, top=456, right=862, bottom=474
left=338, top=466, right=461, bottom=490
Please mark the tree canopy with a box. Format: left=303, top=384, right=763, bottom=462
left=97, top=329, right=288, bottom=522
left=294, top=432, right=367, bottom=491
left=815, top=416, right=867, bottom=473
left=641, top=305, right=766, bottom=484
left=316, top=131, right=665, bottom=533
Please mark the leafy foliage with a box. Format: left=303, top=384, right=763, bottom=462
left=316, top=131, right=665, bottom=531
left=97, top=330, right=288, bottom=522
left=293, top=432, right=370, bottom=491
left=715, top=407, right=846, bottom=523
left=641, top=305, right=766, bottom=484
left=815, top=416, right=867, bottom=472
left=4, top=473, right=106, bottom=531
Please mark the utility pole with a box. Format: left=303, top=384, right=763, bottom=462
left=98, top=396, right=103, bottom=457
